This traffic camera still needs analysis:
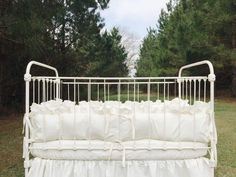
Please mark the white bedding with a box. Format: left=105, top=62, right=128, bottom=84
left=30, top=140, right=208, bottom=160
left=28, top=157, right=214, bottom=177
left=30, top=98, right=212, bottom=143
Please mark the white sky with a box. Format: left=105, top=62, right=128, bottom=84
left=101, top=0, right=168, bottom=41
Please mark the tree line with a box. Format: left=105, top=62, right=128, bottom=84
left=1, top=0, right=236, bottom=109
left=137, top=0, right=236, bottom=96
left=0, top=0, right=128, bottom=108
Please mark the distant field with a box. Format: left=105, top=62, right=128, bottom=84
left=0, top=98, right=235, bottom=177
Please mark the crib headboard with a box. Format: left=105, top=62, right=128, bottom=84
left=24, top=62, right=215, bottom=104
left=23, top=60, right=217, bottom=176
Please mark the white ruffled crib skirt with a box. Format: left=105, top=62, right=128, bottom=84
left=28, top=158, right=213, bottom=177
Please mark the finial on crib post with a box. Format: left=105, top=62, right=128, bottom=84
left=24, top=73, right=31, bottom=82
left=208, top=74, right=216, bottom=82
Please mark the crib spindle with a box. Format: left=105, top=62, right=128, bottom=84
left=198, top=79, right=201, bottom=101
left=147, top=79, right=151, bottom=149
left=127, top=83, right=130, bottom=100
left=46, top=79, right=49, bottom=101
left=163, top=79, right=166, bottom=101
left=103, top=80, right=106, bottom=101
left=133, top=80, right=136, bottom=102
left=73, top=79, right=76, bottom=102
left=137, top=83, right=140, bottom=101
left=38, top=79, right=40, bottom=104
left=185, top=79, right=188, bottom=100
left=204, top=79, right=207, bottom=102
left=193, top=79, right=196, bottom=103
left=189, top=79, right=192, bottom=104
left=97, top=84, right=99, bottom=101
left=32, top=79, right=35, bottom=103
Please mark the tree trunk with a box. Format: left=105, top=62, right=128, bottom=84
left=232, top=60, right=236, bottom=96
left=232, top=16, right=236, bottom=48
left=231, top=17, right=236, bottom=96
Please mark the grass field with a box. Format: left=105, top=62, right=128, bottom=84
left=0, top=98, right=235, bottom=177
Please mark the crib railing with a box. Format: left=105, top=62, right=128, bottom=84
left=28, top=76, right=211, bottom=105
left=23, top=60, right=217, bottom=177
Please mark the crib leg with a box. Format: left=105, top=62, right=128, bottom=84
left=25, top=168, right=28, bottom=177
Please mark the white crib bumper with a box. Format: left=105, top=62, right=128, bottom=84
left=29, top=98, right=212, bottom=143
left=28, top=157, right=214, bottom=177
left=30, top=140, right=208, bottom=161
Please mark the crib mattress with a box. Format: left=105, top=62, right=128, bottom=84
left=29, top=98, right=212, bottom=143
left=30, top=140, right=208, bottom=160
left=28, top=157, right=213, bottom=177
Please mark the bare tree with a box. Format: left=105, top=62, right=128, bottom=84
left=120, top=28, right=141, bottom=77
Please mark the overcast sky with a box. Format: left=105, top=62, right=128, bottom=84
left=101, top=0, right=168, bottom=41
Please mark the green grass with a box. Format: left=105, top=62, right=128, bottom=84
left=0, top=98, right=235, bottom=177
left=0, top=114, right=24, bottom=177
left=214, top=99, right=236, bottom=177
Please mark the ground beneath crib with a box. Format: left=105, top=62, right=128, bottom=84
left=0, top=98, right=235, bottom=177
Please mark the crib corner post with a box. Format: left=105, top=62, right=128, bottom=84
left=208, top=73, right=217, bottom=168
left=24, top=73, right=31, bottom=177
left=208, top=73, right=216, bottom=104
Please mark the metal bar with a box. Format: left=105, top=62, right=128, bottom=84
left=29, top=146, right=210, bottom=150
left=24, top=78, right=30, bottom=177
left=133, top=80, right=136, bottom=101
left=46, top=79, right=49, bottom=101
left=194, top=79, right=196, bottom=103
left=185, top=79, right=188, bottom=100
left=167, top=83, right=169, bottom=100
left=25, top=61, right=59, bottom=77
left=61, top=81, right=177, bottom=85
left=147, top=79, right=151, bottom=148
left=42, top=79, right=45, bottom=102
left=54, top=81, right=56, bottom=99
left=163, top=79, right=166, bottom=101
left=190, top=80, right=192, bottom=104
left=38, top=79, right=40, bottom=104
left=118, top=80, right=121, bottom=102
left=74, top=79, right=76, bottom=102
left=174, top=80, right=176, bottom=97
left=204, top=79, right=207, bottom=102
left=25, top=61, right=59, bottom=100
left=88, top=79, right=91, bottom=101
left=127, top=83, right=129, bottom=100
left=137, top=84, right=140, bottom=101
left=97, top=84, right=99, bottom=101
left=198, top=79, right=201, bottom=101
left=31, top=76, right=208, bottom=80
left=67, top=84, right=70, bottom=100
left=103, top=80, right=106, bottom=101
left=60, top=81, right=62, bottom=99
left=178, top=60, right=214, bottom=77
left=77, top=83, right=80, bottom=102
left=107, top=84, right=110, bottom=101
left=32, top=79, right=35, bottom=103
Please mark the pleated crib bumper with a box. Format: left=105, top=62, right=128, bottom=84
left=23, top=60, right=217, bottom=177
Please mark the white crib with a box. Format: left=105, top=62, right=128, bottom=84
left=23, top=60, right=217, bottom=177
